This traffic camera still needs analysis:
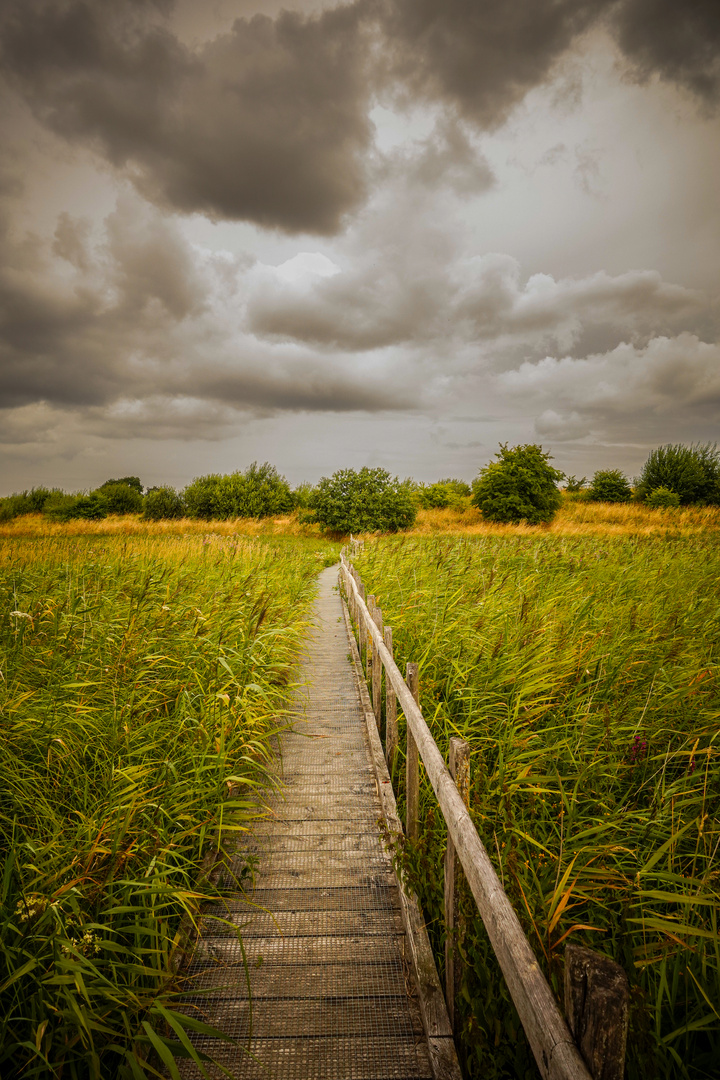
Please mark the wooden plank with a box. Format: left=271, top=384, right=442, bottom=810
left=341, top=558, right=593, bottom=1080
left=565, top=945, right=629, bottom=1080
left=445, top=737, right=470, bottom=1032
left=384, top=625, right=397, bottom=772
left=406, top=662, right=420, bottom=843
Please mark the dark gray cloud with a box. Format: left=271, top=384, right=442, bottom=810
left=2, top=0, right=718, bottom=242
left=376, top=0, right=608, bottom=128
left=0, top=193, right=415, bottom=420
left=0, top=0, right=374, bottom=234
left=612, top=0, right=720, bottom=105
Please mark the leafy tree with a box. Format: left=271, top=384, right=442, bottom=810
left=636, top=443, right=720, bottom=505
left=587, top=469, right=632, bottom=503
left=646, top=486, right=681, bottom=509
left=306, top=467, right=417, bottom=534
left=0, top=488, right=55, bottom=520
left=292, top=482, right=315, bottom=509
left=183, top=463, right=294, bottom=520
left=100, top=476, right=143, bottom=494
left=471, top=444, right=563, bottom=524
left=143, top=486, right=186, bottom=520
left=563, top=475, right=587, bottom=493
left=96, top=483, right=144, bottom=515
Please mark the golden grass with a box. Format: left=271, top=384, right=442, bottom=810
left=0, top=512, right=325, bottom=539
left=407, top=499, right=720, bottom=536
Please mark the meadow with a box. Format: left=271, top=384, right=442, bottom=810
left=0, top=530, right=336, bottom=1078
left=353, top=532, right=719, bottom=1080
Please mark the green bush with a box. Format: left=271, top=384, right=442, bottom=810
left=44, top=493, right=108, bottom=521
left=415, top=479, right=471, bottom=509
left=471, top=444, right=563, bottom=524
left=587, top=469, right=633, bottom=503
left=636, top=444, right=720, bottom=505
left=100, top=476, right=143, bottom=494
left=143, top=486, right=186, bottom=520
left=183, top=462, right=294, bottom=520
left=306, top=467, right=417, bottom=534
left=563, top=475, right=588, bottom=493
left=646, top=486, right=681, bottom=509
left=95, top=483, right=144, bottom=515
left=0, top=488, right=56, bottom=520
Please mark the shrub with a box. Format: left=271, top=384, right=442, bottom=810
left=636, top=443, right=720, bottom=505
left=143, top=486, right=186, bottom=520
left=0, top=488, right=55, bottom=520
left=100, top=476, right=143, bottom=494
left=587, top=469, right=633, bottom=503
left=95, top=482, right=144, bottom=515
left=44, top=493, right=108, bottom=521
left=646, top=486, right=681, bottom=509
left=564, top=475, right=587, bottom=493
left=471, top=444, right=563, bottom=524
left=306, top=467, right=417, bottom=534
left=415, top=479, right=471, bottom=509
left=183, top=462, right=294, bottom=520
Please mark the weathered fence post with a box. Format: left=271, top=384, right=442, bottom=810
left=372, top=604, right=383, bottom=731
left=384, top=626, right=397, bottom=771
left=444, top=738, right=470, bottom=1032
left=405, top=662, right=420, bottom=842
left=564, top=944, right=630, bottom=1080
left=366, top=595, right=376, bottom=680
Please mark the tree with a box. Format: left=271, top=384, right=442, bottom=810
left=143, top=486, right=185, bottom=520
left=636, top=444, right=720, bottom=505
left=96, top=482, right=144, bottom=515
left=100, top=476, right=143, bottom=494
left=471, top=444, right=563, bottom=524
left=183, top=463, right=294, bottom=520
left=564, top=475, right=587, bottom=493
left=587, top=469, right=632, bottom=503
left=306, top=467, right=417, bottom=534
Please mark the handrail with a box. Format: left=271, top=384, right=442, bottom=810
left=340, top=554, right=593, bottom=1080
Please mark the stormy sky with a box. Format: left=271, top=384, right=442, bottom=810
left=1, top=0, right=718, bottom=493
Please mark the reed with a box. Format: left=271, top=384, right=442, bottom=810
left=0, top=533, right=332, bottom=1078
left=355, top=534, right=719, bottom=1080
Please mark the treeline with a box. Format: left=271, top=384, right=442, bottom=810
left=1, top=443, right=718, bottom=531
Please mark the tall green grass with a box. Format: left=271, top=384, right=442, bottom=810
left=0, top=534, right=330, bottom=1078
left=355, top=535, right=719, bottom=1080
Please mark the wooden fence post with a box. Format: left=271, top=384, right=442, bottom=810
left=372, top=604, right=383, bottom=731
left=564, top=944, right=630, bottom=1080
left=366, top=595, right=376, bottom=680
left=405, top=662, right=420, bottom=843
left=445, top=738, right=470, bottom=1033
left=384, top=626, right=397, bottom=771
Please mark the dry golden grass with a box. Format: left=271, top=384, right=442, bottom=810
left=0, top=512, right=325, bottom=540
left=408, top=498, right=720, bottom=536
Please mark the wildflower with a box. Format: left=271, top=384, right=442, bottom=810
left=15, top=893, right=50, bottom=923
left=10, top=611, right=31, bottom=618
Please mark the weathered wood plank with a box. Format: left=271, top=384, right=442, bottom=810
left=565, top=945, right=630, bottom=1080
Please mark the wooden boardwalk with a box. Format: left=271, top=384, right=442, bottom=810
left=177, top=566, right=436, bottom=1079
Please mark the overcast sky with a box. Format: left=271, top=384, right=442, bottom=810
left=1, top=0, right=718, bottom=494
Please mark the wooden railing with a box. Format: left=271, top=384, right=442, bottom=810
left=340, top=553, right=629, bottom=1080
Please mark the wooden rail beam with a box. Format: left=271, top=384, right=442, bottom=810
left=340, top=558, right=593, bottom=1080
left=384, top=625, right=397, bottom=772
left=406, top=662, right=420, bottom=843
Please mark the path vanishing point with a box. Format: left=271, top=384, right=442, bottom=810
left=176, top=565, right=445, bottom=1079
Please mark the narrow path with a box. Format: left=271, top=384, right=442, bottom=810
left=178, top=566, right=433, bottom=1079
